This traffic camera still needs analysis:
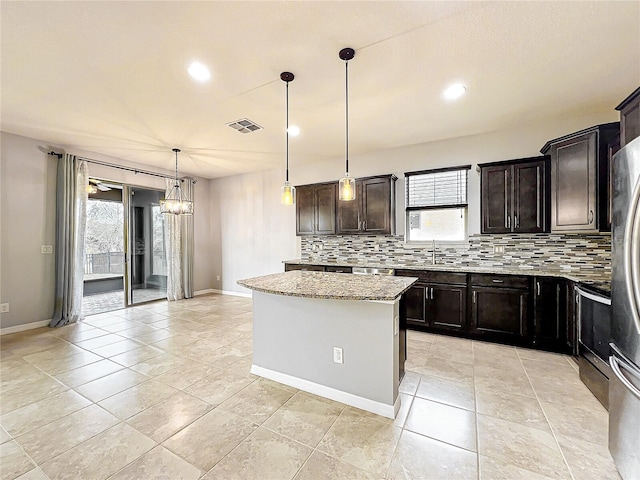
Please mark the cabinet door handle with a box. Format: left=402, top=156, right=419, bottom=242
left=473, top=291, right=477, bottom=304
left=492, top=279, right=504, bottom=283
left=536, top=281, right=541, bottom=296
left=363, top=220, right=367, bottom=231
left=589, top=210, right=594, bottom=224
left=514, top=214, right=518, bottom=229
left=431, top=287, right=434, bottom=300
left=425, top=288, right=429, bottom=301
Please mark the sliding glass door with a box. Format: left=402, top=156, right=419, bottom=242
left=126, top=186, right=167, bottom=305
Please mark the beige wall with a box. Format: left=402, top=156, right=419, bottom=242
left=212, top=111, right=618, bottom=294
left=0, top=132, right=213, bottom=329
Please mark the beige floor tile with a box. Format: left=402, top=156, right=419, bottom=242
left=57, top=327, right=110, bottom=343
left=1, top=426, right=11, bottom=444
left=429, top=343, right=475, bottom=365
left=74, top=333, right=125, bottom=350
left=413, top=356, right=474, bottom=384
left=53, top=358, right=123, bottom=387
left=133, top=328, right=175, bottom=344
left=202, top=427, right=311, bottom=480
left=398, top=371, right=420, bottom=395
left=200, top=344, right=250, bottom=369
left=218, top=379, right=295, bottom=424
left=387, top=430, right=477, bottom=480
left=14, top=468, right=49, bottom=480
left=516, top=347, right=571, bottom=365
left=98, top=380, right=178, bottom=419
left=75, top=368, right=148, bottom=402
left=475, top=389, right=550, bottom=432
left=521, top=358, right=579, bottom=381
left=128, top=352, right=190, bottom=377
left=529, top=374, right=604, bottom=410
left=540, top=400, right=609, bottom=447
left=474, top=366, right=536, bottom=398
left=16, top=404, right=118, bottom=464
left=1, top=359, right=44, bottom=385
left=477, top=414, right=571, bottom=479
left=226, top=354, right=255, bottom=377
left=1, top=390, right=91, bottom=437
left=153, top=361, right=220, bottom=390
left=472, top=340, right=519, bottom=359
left=109, top=344, right=165, bottom=367
left=99, top=320, right=139, bottom=333
left=479, top=454, right=556, bottom=480
left=126, top=391, right=212, bottom=442
left=0, top=440, right=36, bottom=480
left=473, top=352, right=525, bottom=371
left=185, top=369, right=255, bottom=405
left=416, top=373, right=475, bottom=411
left=163, top=408, right=257, bottom=471
left=556, top=434, right=621, bottom=480
left=40, top=423, right=154, bottom=480
left=22, top=348, right=102, bottom=376
left=405, top=397, right=477, bottom=452
left=394, top=393, right=414, bottom=428
left=149, top=334, right=199, bottom=352
left=0, top=375, right=69, bottom=415
left=294, top=450, right=379, bottom=480
left=263, top=391, right=344, bottom=447
left=91, top=338, right=144, bottom=357
left=110, top=445, right=202, bottom=480
left=317, top=408, right=401, bottom=474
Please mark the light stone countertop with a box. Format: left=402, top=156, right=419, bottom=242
left=282, top=258, right=611, bottom=294
left=237, top=271, right=418, bottom=301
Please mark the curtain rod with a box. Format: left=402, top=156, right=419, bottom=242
left=46, top=150, right=192, bottom=182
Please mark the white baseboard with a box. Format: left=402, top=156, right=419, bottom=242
left=194, top=289, right=216, bottom=296
left=212, top=289, right=252, bottom=298
left=251, top=364, right=398, bottom=419
left=0, top=319, right=51, bottom=336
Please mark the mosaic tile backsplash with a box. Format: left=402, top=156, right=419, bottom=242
left=301, top=233, right=611, bottom=277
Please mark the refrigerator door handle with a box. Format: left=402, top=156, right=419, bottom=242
left=610, top=353, right=640, bottom=401
left=624, top=175, right=640, bottom=334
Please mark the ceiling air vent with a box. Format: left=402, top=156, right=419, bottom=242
left=226, top=118, right=263, bottom=134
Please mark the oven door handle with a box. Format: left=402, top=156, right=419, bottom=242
left=610, top=345, right=640, bottom=401
left=575, top=287, right=611, bottom=305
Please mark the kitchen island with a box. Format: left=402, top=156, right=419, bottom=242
left=237, top=271, right=417, bottom=418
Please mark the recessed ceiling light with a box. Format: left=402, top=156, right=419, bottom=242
left=188, top=62, right=211, bottom=82
left=287, top=125, right=300, bottom=137
left=443, top=83, right=466, bottom=100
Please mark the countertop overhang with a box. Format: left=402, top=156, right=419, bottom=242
left=237, top=271, right=418, bottom=301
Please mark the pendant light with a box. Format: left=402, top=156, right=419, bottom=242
left=339, top=47, right=356, bottom=201
left=280, top=71, right=296, bottom=206
left=160, top=148, right=194, bottom=215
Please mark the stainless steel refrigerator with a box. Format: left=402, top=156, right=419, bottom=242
left=610, top=135, right=640, bottom=480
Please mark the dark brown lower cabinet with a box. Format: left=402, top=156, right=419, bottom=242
left=532, top=277, right=572, bottom=353
left=470, top=274, right=530, bottom=343
left=284, top=263, right=325, bottom=272
left=401, top=283, right=428, bottom=326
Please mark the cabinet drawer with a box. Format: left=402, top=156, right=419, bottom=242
left=325, top=266, right=352, bottom=273
left=284, top=263, right=325, bottom=272
left=396, top=269, right=467, bottom=285
left=470, top=274, right=530, bottom=289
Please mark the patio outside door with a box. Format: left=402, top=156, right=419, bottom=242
left=126, top=186, right=168, bottom=305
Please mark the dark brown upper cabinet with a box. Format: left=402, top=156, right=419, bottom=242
left=616, top=87, right=640, bottom=148
left=480, top=156, right=549, bottom=234
left=541, top=123, right=619, bottom=233
left=337, top=175, right=397, bottom=235
left=295, top=183, right=336, bottom=236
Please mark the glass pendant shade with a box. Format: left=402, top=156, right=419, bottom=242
left=281, top=182, right=296, bottom=206
left=339, top=173, right=356, bottom=201
left=160, top=148, right=193, bottom=215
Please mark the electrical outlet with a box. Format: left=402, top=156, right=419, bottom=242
left=394, top=315, right=399, bottom=335
left=41, top=245, right=53, bottom=254
left=333, top=347, right=343, bottom=364
left=494, top=245, right=505, bottom=255
left=374, top=244, right=380, bottom=251
left=216, top=275, right=220, bottom=281
left=0, top=303, right=9, bottom=313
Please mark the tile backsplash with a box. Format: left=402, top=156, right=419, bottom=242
left=301, top=233, right=611, bottom=276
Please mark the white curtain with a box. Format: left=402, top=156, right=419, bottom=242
left=50, top=155, right=88, bottom=327
left=165, top=178, right=195, bottom=301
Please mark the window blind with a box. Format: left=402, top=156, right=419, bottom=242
left=405, top=165, right=470, bottom=209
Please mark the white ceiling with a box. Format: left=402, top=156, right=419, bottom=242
left=2, top=1, right=639, bottom=179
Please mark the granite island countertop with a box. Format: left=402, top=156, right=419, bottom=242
left=283, top=258, right=611, bottom=294
left=237, top=271, right=418, bottom=301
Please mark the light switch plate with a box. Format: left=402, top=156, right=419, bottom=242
left=0, top=303, right=9, bottom=313
left=494, top=245, right=505, bottom=254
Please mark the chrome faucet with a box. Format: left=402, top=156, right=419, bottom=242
left=432, top=240, right=436, bottom=264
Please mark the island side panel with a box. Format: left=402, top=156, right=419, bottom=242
left=251, top=291, right=399, bottom=408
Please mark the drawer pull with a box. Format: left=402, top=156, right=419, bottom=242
left=492, top=279, right=504, bottom=283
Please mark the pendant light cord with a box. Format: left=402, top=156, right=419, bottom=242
left=286, top=80, right=290, bottom=182
left=345, top=60, right=349, bottom=175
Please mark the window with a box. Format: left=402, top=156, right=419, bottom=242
left=405, top=165, right=471, bottom=242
